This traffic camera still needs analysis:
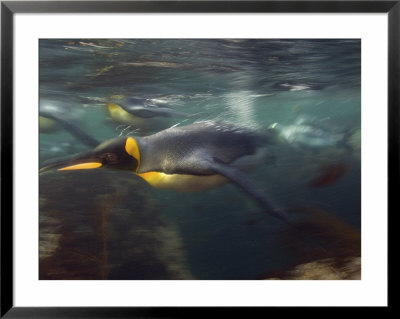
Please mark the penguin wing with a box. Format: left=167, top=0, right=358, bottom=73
left=40, top=110, right=100, bottom=147
left=199, top=158, right=293, bottom=225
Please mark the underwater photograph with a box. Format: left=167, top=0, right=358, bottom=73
left=39, top=39, right=361, bottom=280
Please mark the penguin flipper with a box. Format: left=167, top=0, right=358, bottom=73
left=202, top=159, right=293, bottom=225
left=40, top=111, right=100, bottom=147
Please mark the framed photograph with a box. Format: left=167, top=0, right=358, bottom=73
left=1, top=0, right=395, bottom=317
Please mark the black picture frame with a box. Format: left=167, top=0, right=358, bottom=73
left=1, top=1, right=395, bottom=317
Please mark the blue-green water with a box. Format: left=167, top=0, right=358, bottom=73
left=39, top=39, right=361, bottom=280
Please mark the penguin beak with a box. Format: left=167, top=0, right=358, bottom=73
left=58, top=162, right=103, bottom=171
left=39, top=152, right=103, bottom=174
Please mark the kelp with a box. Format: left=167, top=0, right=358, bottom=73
left=39, top=170, right=194, bottom=279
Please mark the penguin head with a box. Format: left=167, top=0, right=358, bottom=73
left=39, top=136, right=141, bottom=173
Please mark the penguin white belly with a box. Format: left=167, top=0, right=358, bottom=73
left=137, top=171, right=228, bottom=192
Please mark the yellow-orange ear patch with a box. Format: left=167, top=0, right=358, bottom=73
left=125, top=137, right=141, bottom=171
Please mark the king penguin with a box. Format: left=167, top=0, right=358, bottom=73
left=40, top=121, right=292, bottom=224
left=106, top=98, right=198, bottom=133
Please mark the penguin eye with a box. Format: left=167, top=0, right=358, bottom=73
left=103, top=152, right=118, bottom=164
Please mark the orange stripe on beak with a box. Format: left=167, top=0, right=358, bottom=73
left=58, top=162, right=102, bottom=171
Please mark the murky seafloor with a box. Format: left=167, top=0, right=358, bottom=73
left=39, top=39, right=361, bottom=280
